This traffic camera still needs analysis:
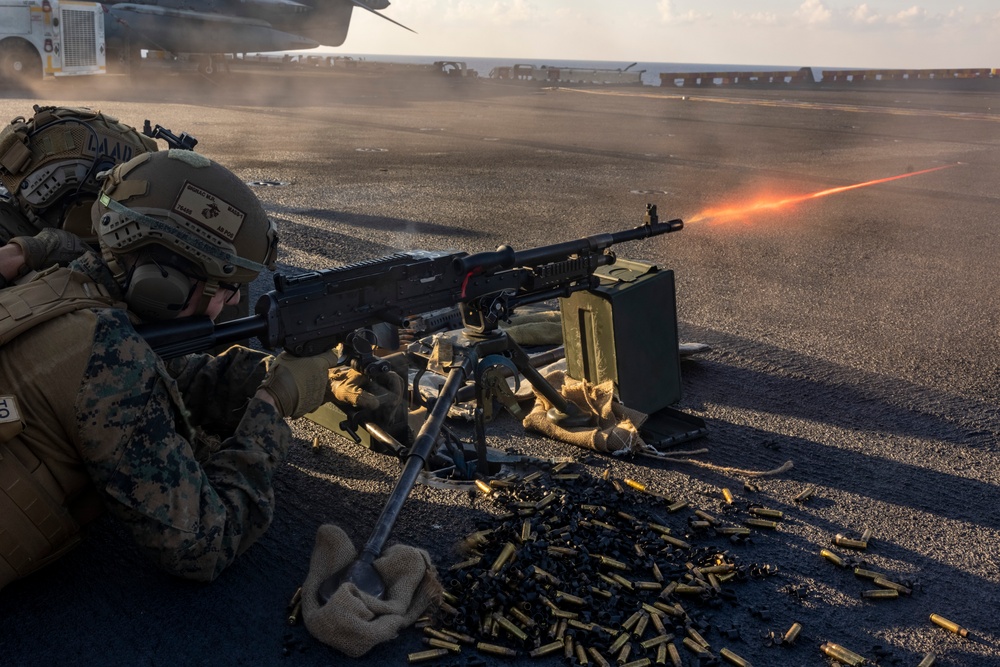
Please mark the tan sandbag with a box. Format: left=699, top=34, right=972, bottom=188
left=301, top=524, right=442, bottom=658
left=523, top=370, right=649, bottom=455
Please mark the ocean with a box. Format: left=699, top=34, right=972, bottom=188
left=289, top=52, right=816, bottom=86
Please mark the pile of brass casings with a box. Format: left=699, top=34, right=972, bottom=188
left=418, top=467, right=779, bottom=664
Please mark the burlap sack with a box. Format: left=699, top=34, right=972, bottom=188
left=523, top=370, right=649, bottom=455
left=301, top=524, right=441, bottom=658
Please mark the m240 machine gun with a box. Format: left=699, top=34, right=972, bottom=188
left=138, top=205, right=683, bottom=600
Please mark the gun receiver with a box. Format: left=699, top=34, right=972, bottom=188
left=139, top=206, right=683, bottom=360
left=141, top=120, right=199, bottom=151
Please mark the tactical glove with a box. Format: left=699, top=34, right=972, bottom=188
left=259, top=350, right=339, bottom=419
left=8, top=228, right=89, bottom=271
left=329, top=367, right=405, bottom=424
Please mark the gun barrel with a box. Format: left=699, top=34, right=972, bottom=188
left=455, top=218, right=682, bottom=275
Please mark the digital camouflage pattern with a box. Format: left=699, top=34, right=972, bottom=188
left=0, top=251, right=291, bottom=582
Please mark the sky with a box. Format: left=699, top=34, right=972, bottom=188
left=338, top=0, right=999, bottom=69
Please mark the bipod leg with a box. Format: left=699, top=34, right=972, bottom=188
left=506, top=336, right=593, bottom=429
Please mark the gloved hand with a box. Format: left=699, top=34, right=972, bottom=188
left=259, top=350, right=339, bottom=418
left=9, top=228, right=89, bottom=271
left=329, top=367, right=405, bottom=425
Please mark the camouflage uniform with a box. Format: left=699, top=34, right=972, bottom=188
left=0, top=251, right=291, bottom=584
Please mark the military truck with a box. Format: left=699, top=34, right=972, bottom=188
left=0, top=0, right=105, bottom=81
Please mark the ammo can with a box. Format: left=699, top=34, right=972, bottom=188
left=560, top=259, right=681, bottom=415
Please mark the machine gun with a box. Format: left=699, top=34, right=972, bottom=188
left=138, top=205, right=682, bottom=600
left=141, top=120, right=199, bottom=151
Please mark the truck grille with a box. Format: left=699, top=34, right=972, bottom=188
left=62, top=8, right=98, bottom=67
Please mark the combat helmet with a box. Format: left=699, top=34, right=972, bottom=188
left=94, top=150, right=278, bottom=321
left=0, top=105, right=158, bottom=241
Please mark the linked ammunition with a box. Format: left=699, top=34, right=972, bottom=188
left=819, top=642, right=866, bottom=666
left=424, top=637, right=462, bottom=652
left=667, top=642, right=683, bottom=667
left=793, top=486, right=815, bottom=502
left=917, top=654, right=936, bottom=667
left=719, top=648, right=752, bottom=667
left=783, top=622, right=802, bottom=645
left=820, top=549, right=847, bottom=567
left=873, top=577, right=911, bottom=595
left=862, top=589, right=898, bottom=599
left=589, top=646, right=612, bottom=667
left=748, top=507, right=784, bottom=520
left=833, top=534, right=867, bottom=550
left=929, top=613, right=969, bottom=637
left=530, top=641, right=564, bottom=657
left=722, top=488, right=734, bottom=504
left=476, top=641, right=519, bottom=657
left=474, top=479, right=493, bottom=496
left=408, top=648, right=450, bottom=663
left=490, top=542, right=517, bottom=574
left=744, top=518, right=778, bottom=529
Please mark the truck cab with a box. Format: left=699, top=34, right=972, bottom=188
left=0, top=0, right=105, bottom=81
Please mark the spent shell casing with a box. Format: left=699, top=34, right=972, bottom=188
left=552, top=473, right=581, bottom=481
left=589, top=647, right=612, bottom=667
left=651, top=562, right=664, bottom=582
left=722, top=488, right=734, bottom=504
left=687, top=627, right=710, bottom=649
left=568, top=619, right=595, bottom=632
left=477, top=642, right=519, bottom=657
left=833, top=534, right=867, bottom=550
left=930, top=613, right=969, bottom=637
left=660, top=535, right=692, bottom=549
left=653, top=601, right=682, bottom=618
left=592, top=520, right=618, bottom=532
left=667, top=500, right=689, bottom=513
left=650, top=612, right=667, bottom=635
left=681, top=637, right=708, bottom=655
left=694, top=509, right=718, bottom=524
left=621, top=660, right=651, bottom=667
left=853, top=567, right=881, bottom=580
left=917, top=654, right=936, bottom=667
left=716, top=527, right=751, bottom=537
left=793, top=486, right=815, bottom=502
left=633, top=613, right=650, bottom=639
left=743, top=482, right=759, bottom=492
left=618, top=511, right=639, bottom=523
left=609, top=632, right=631, bottom=654
left=610, top=573, right=635, bottom=590
left=748, top=507, right=784, bottom=520
left=625, top=478, right=647, bottom=492
left=564, top=635, right=575, bottom=660
left=690, top=521, right=711, bottom=530
left=860, top=527, right=873, bottom=545
left=530, top=641, right=564, bottom=657
left=423, top=627, right=453, bottom=641
left=623, top=611, right=643, bottom=631
left=286, top=586, right=302, bottom=611
left=311, top=435, right=320, bottom=452
left=490, top=542, right=517, bottom=573
left=636, top=581, right=662, bottom=591
left=552, top=609, right=580, bottom=620
left=522, top=470, right=544, bottom=483
left=535, top=492, right=558, bottom=510
left=641, top=634, right=672, bottom=649
left=820, top=549, right=847, bottom=567
left=648, top=522, right=671, bottom=535
left=674, top=584, right=703, bottom=595
left=521, top=518, right=532, bottom=542
left=424, top=637, right=462, bottom=652
left=509, top=607, right=536, bottom=628
left=591, top=586, right=613, bottom=600
left=551, top=461, right=571, bottom=473
left=819, top=642, right=866, bottom=666
left=744, top=518, right=778, bottom=529
left=596, top=555, right=629, bottom=571
left=719, top=647, right=752, bottom=667
left=667, top=642, right=682, bottom=667
left=873, top=577, right=912, bottom=595
left=286, top=599, right=302, bottom=626
left=548, top=546, right=579, bottom=557
left=440, top=628, right=476, bottom=645
left=862, top=589, right=899, bottom=600
left=616, top=643, right=631, bottom=665
left=656, top=643, right=667, bottom=666
left=783, top=622, right=802, bottom=645
left=474, top=479, right=493, bottom=495
left=575, top=642, right=589, bottom=666
left=449, top=556, right=482, bottom=571
left=557, top=590, right=586, bottom=606
left=408, top=648, right=450, bottom=663
left=556, top=619, right=568, bottom=640
left=658, top=581, right=678, bottom=599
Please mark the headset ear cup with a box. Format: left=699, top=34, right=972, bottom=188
left=125, top=263, right=191, bottom=320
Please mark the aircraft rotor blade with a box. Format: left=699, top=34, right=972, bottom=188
left=347, top=0, right=416, bottom=34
